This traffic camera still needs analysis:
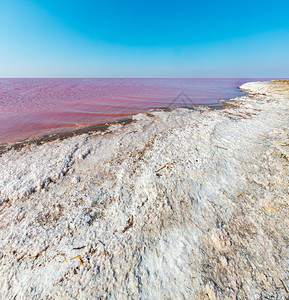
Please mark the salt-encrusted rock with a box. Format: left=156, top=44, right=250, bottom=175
left=71, top=176, right=81, bottom=184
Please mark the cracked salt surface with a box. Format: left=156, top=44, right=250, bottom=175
left=0, top=80, right=289, bottom=299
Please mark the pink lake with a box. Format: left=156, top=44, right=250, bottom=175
left=0, top=78, right=271, bottom=145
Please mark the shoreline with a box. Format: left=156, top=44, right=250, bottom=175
left=0, top=103, right=227, bottom=156
left=0, top=77, right=251, bottom=150
left=0, top=78, right=252, bottom=153
left=0, top=117, right=134, bottom=156
left=0, top=80, right=288, bottom=299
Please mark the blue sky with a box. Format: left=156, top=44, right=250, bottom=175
left=0, top=0, right=288, bottom=77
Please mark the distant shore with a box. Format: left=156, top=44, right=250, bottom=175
left=0, top=80, right=288, bottom=299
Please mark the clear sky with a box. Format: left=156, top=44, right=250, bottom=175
left=0, top=0, right=288, bottom=77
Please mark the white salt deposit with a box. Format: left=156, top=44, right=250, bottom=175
left=0, top=80, right=288, bottom=299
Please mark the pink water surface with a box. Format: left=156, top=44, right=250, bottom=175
left=0, top=78, right=267, bottom=145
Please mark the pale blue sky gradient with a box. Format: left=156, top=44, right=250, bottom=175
left=0, top=0, right=288, bottom=77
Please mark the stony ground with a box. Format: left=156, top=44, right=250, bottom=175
left=0, top=80, right=288, bottom=299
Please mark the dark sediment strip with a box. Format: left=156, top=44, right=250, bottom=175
left=0, top=117, right=134, bottom=156
left=0, top=101, right=232, bottom=157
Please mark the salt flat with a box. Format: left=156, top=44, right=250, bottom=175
left=0, top=80, right=288, bottom=299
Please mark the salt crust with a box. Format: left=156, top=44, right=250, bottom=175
left=0, top=81, right=288, bottom=299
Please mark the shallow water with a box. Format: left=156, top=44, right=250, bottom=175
left=0, top=78, right=270, bottom=144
